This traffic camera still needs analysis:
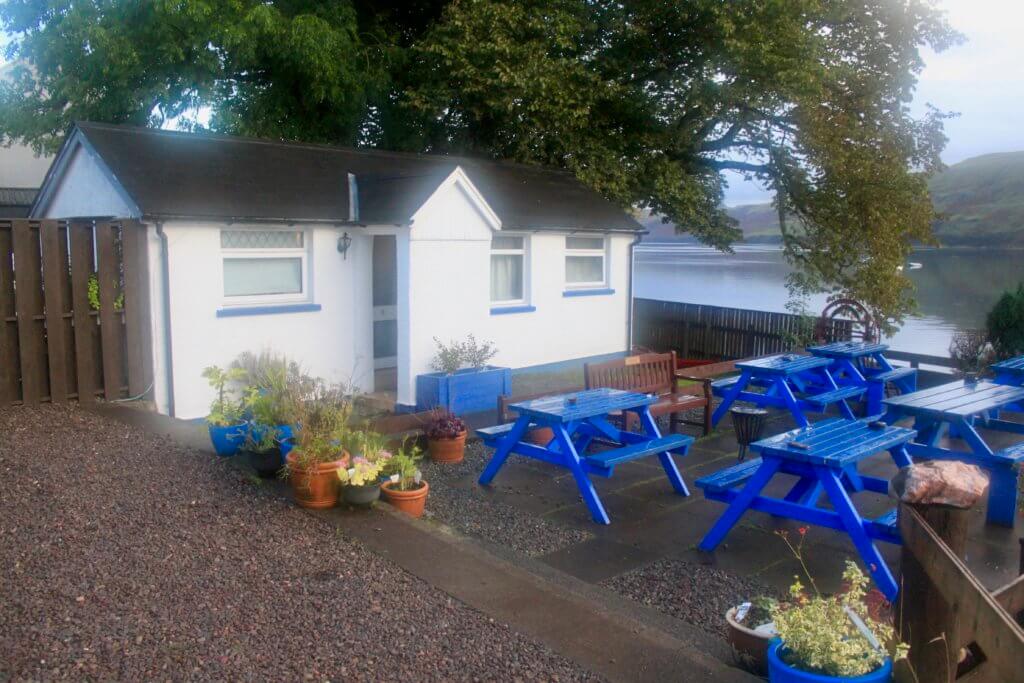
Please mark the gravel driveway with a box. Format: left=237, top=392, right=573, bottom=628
left=0, top=405, right=598, bottom=681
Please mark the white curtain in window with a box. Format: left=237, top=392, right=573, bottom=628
left=490, top=254, right=524, bottom=301
left=566, top=255, right=603, bottom=284
left=224, top=258, right=302, bottom=297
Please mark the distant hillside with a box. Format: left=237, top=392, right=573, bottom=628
left=641, top=151, right=1024, bottom=247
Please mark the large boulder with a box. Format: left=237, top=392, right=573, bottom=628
left=891, top=461, right=989, bottom=508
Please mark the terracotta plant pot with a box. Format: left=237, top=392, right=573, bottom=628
left=726, top=606, right=774, bottom=675
left=342, top=483, right=381, bottom=507
left=286, top=451, right=350, bottom=509
left=428, top=430, right=467, bottom=463
left=381, top=480, right=429, bottom=518
left=524, top=426, right=554, bottom=446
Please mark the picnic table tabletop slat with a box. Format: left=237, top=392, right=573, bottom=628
left=509, top=388, right=657, bottom=422
left=753, top=418, right=916, bottom=467
left=883, top=380, right=1024, bottom=418
left=808, top=341, right=890, bottom=358
left=735, top=353, right=833, bottom=375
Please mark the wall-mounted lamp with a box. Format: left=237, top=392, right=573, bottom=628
left=337, top=231, right=352, bottom=259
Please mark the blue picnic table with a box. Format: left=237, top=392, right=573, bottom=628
left=476, top=388, right=694, bottom=524
left=992, top=356, right=1024, bottom=386
left=883, top=379, right=1024, bottom=527
left=696, top=418, right=916, bottom=600
left=808, top=341, right=917, bottom=416
left=711, top=354, right=866, bottom=428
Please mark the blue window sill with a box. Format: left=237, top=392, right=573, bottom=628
left=563, top=288, right=615, bottom=298
left=216, top=303, right=321, bottom=318
left=490, top=305, right=536, bottom=315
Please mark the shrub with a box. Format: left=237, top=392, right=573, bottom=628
left=430, top=334, right=498, bottom=374
left=948, top=329, right=994, bottom=374
left=987, top=283, right=1024, bottom=358
left=425, top=411, right=466, bottom=440
left=287, top=381, right=353, bottom=469
left=202, top=365, right=246, bottom=426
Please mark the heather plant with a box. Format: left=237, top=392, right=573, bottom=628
left=425, top=411, right=467, bottom=440
left=430, top=334, right=498, bottom=374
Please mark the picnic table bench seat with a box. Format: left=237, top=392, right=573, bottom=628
left=585, top=352, right=740, bottom=435
left=584, top=434, right=691, bottom=473
left=803, top=385, right=867, bottom=408
left=477, top=422, right=514, bottom=445
left=990, top=441, right=1024, bottom=465
left=695, top=457, right=762, bottom=495
left=868, top=367, right=917, bottom=384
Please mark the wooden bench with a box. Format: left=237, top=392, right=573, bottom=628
left=585, top=352, right=713, bottom=435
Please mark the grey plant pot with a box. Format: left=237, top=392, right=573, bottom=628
left=343, top=483, right=381, bottom=507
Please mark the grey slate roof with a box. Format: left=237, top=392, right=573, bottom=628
left=51, top=122, right=642, bottom=232
left=0, top=187, right=37, bottom=218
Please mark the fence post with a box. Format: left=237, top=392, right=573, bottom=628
left=894, top=462, right=988, bottom=683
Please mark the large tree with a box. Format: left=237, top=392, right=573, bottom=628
left=0, top=0, right=960, bottom=327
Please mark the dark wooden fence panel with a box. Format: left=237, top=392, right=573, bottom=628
left=1, top=218, right=151, bottom=407
left=633, top=298, right=854, bottom=360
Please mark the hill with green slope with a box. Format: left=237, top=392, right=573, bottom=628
left=641, top=151, right=1024, bottom=246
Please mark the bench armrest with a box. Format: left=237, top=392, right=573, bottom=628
left=674, top=372, right=713, bottom=400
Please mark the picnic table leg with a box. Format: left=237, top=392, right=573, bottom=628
left=889, top=444, right=914, bottom=469
left=953, top=417, right=1017, bottom=527
left=711, top=370, right=752, bottom=427
left=815, top=466, right=899, bottom=601
left=775, top=377, right=809, bottom=428
left=634, top=407, right=689, bottom=496
left=699, top=457, right=781, bottom=552
left=478, top=416, right=532, bottom=485
left=553, top=423, right=611, bottom=525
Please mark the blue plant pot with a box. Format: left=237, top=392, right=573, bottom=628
left=767, top=640, right=892, bottom=683
left=277, top=424, right=295, bottom=460
left=208, top=422, right=246, bottom=457
left=415, top=366, right=512, bottom=415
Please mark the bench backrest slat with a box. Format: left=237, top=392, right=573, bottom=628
left=585, top=352, right=677, bottom=395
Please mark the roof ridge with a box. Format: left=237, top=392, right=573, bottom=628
left=73, top=121, right=578, bottom=178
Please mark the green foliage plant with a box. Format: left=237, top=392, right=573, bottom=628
left=431, top=334, right=498, bottom=374
left=772, top=529, right=907, bottom=678
left=286, top=381, right=353, bottom=471
left=202, top=365, right=247, bottom=426
left=87, top=273, right=125, bottom=312
left=986, top=284, right=1024, bottom=359
left=383, top=439, right=424, bottom=492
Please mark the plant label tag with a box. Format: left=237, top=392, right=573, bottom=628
left=754, top=622, right=778, bottom=636
left=389, top=474, right=399, bottom=484
left=844, top=605, right=881, bottom=651
left=735, top=602, right=752, bottom=621
left=414, top=470, right=422, bottom=484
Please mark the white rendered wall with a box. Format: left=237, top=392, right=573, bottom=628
left=399, top=178, right=632, bottom=406
left=40, top=143, right=136, bottom=219
left=161, top=221, right=376, bottom=419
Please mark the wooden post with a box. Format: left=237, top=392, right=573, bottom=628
left=898, top=502, right=970, bottom=682
left=894, top=461, right=989, bottom=683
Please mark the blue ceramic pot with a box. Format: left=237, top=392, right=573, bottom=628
left=208, top=422, right=246, bottom=456
left=277, top=424, right=295, bottom=459
left=767, top=640, right=892, bottom=683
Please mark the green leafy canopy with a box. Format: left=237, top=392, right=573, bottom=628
left=0, top=0, right=962, bottom=325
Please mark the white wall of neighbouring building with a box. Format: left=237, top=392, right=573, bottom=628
left=399, top=171, right=632, bottom=407
left=39, top=142, right=136, bottom=218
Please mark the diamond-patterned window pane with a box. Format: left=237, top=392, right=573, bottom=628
left=221, top=230, right=304, bottom=249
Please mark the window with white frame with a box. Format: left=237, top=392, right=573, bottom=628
left=490, top=235, right=527, bottom=305
left=564, top=236, right=607, bottom=288
left=220, top=229, right=310, bottom=305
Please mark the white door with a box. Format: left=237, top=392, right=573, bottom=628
left=372, top=235, right=397, bottom=369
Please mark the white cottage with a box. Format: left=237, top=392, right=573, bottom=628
left=32, top=122, right=644, bottom=419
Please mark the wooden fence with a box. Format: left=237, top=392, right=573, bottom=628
left=633, top=298, right=854, bottom=360
left=0, top=219, right=152, bottom=407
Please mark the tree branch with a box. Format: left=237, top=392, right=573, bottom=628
left=704, top=159, right=773, bottom=174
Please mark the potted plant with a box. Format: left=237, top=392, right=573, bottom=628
left=426, top=410, right=467, bottom=463
left=726, top=596, right=779, bottom=675
left=240, top=420, right=283, bottom=478
left=284, top=384, right=352, bottom=509
left=415, top=335, right=511, bottom=414
left=381, top=440, right=429, bottom=518
left=768, top=562, right=904, bottom=682
left=202, top=365, right=247, bottom=456
left=338, top=430, right=391, bottom=507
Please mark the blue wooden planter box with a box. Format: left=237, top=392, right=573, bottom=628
left=416, top=366, right=512, bottom=415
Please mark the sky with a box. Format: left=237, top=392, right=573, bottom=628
left=723, top=0, right=1024, bottom=206
left=4, top=1, right=1022, bottom=203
